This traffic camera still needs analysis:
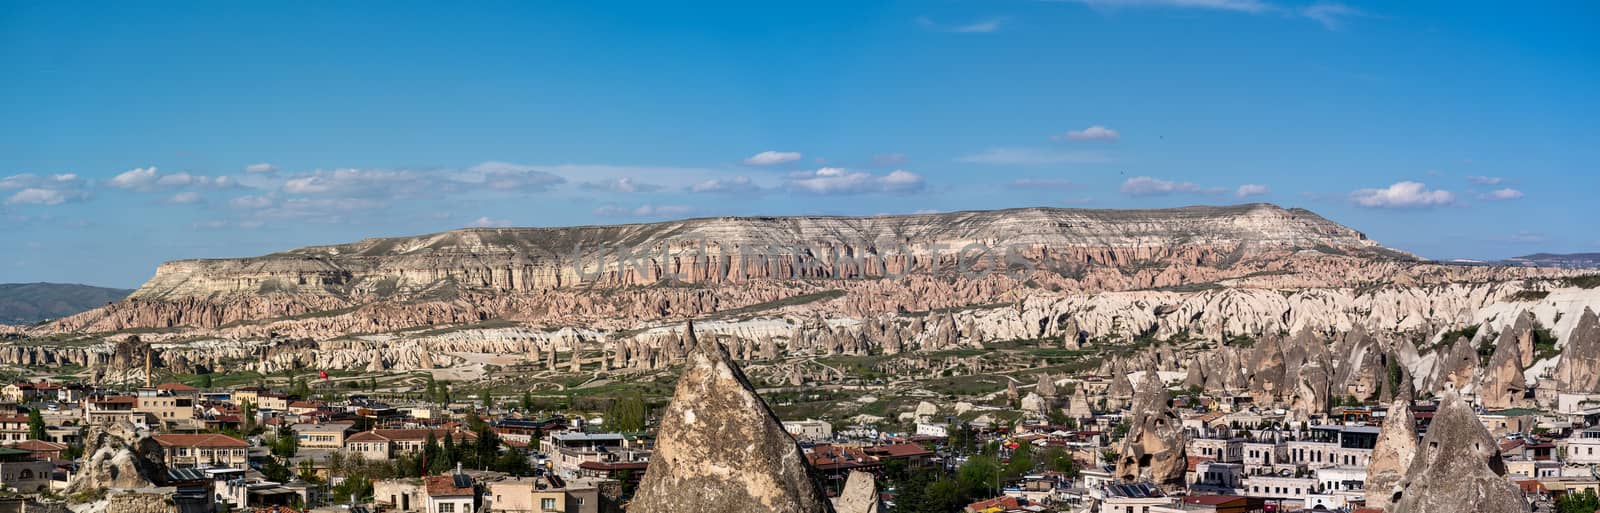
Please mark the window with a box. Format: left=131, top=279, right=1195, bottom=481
left=541, top=499, right=557, bottom=510
left=438, top=503, right=454, bottom=513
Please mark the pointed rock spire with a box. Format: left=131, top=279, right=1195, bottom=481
left=1555, top=308, right=1600, bottom=393
left=630, top=320, right=834, bottom=513
left=1115, top=366, right=1188, bottom=493
left=1366, top=399, right=1418, bottom=512
left=1392, top=389, right=1528, bottom=513
left=833, top=470, right=880, bottom=513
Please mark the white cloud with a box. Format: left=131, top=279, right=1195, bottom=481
left=1121, top=176, right=1204, bottom=196
left=470, top=216, right=512, bottom=228
left=1009, top=178, right=1074, bottom=189
left=690, top=176, right=762, bottom=194
left=1478, top=188, right=1524, bottom=201
left=190, top=219, right=264, bottom=230
left=1349, top=181, right=1455, bottom=208
left=1057, top=0, right=1367, bottom=29
left=1055, top=0, right=1271, bottom=14
left=1466, top=175, right=1504, bottom=185
left=447, top=162, right=566, bottom=192
left=108, top=166, right=160, bottom=190
left=1301, top=2, right=1365, bottom=30
left=6, top=188, right=85, bottom=206
left=109, top=166, right=234, bottom=191
left=163, top=191, right=204, bottom=205
left=593, top=204, right=696, bottom=218
left=245, top=163, right=278, bottom=174
left=785, top=168, right=926, bottom=195
left=0, top=173, right=83, bottom=190
left=917, top=16, right=1007, bottom=33
left=743, top=151, right=803, bottom=166
left=1054, top=125, right=1121, bottom=142
left=958, top=148, right=1111, bottom=166
left=229, top=194, right=275, bottom=209
left=1235, top=184, right=1270, bottom=197
left=577, top=177, right=662, bottom=193
left=1506, top=231, right=1546, bottom=243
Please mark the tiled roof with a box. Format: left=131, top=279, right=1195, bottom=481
left=152, top=433, right=249, bottom=448
left=425, top=475, right=474, bottom=497
left=157, top=382, right=199, bottom=392
left=347, top=428, right=476, bottom=443
left=966, top=496, right=1020, bottom=511
left=12, top=439, right=68, bottom=451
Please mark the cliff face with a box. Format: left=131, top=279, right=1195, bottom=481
left=129, top=204, right=1392, bottom=300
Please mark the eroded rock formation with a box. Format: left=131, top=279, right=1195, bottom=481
left=1366, top=400, right=1418, bottom=512
left=1392, top=390, right=1528, bottom=513
left=1113, top=368, right=1188, bottom=492
left=629, top=322, right=834, bottom=513
left=833, top=471, right=880, bottom=513
left=68, top=420, right=168, bottom=493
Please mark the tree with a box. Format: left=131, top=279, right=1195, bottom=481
left=241, top=400, right=258, bottom=432
left=272, top=428, right=298, bottom=458
left=521, top=391, right=535, bottom=412
left=200, top=374, right=214, bottom=389
left=481, top=390, right=494, bottom=410
left=27, top=409, right=46, bottom=441
left=605, top=391, right=648, bottom=432
left=1041, top=447, right=1079, bottom=478
left=298, top=459, right=323, bottom=484
left=331, top=476, right=373, bottom=504
left=1001, top=443, right=1034, bottom=480
left=1558, top=490, right=1600, bottom=513
left=493, top=449, right=532, bottom=476
left=260, top=457, right=292, bottom=483
left=957, top=453, right=1001, bottom=500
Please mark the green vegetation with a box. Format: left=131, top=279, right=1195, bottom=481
left=1558, top=490, right=1600, bottom=513
left=603, top=390, right=650, bottom=432
left=178, top=370, right=264, bottom=389
left=1533, top=326, right=1561, bottom=363
left=1564, top=275, right=1600, bottom=289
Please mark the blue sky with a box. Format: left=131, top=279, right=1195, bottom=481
left=2, top=1, right=1596, bottom=287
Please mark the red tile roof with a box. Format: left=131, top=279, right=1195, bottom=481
left=346, top=428, right=476, bottom=443
left=867, top=443, right=934, bottom=458
left=152, top=433, right=249, bottom=448
left=157, top=382, right=199, bottom=392
left=425, top=475, right=474, bottom=497
left=966, top=496, right=1020, bottom=511
left=1184, top=495, right=1247, bottom=506
left=12, top=440, right=68, bottom=451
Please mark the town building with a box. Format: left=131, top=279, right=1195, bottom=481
left=152, top=433, right=250, bottom=468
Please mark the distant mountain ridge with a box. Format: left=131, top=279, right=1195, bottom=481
left=1501, top=253, right=1600, bottom=269
left=128, top=203, right=1402, bottom=300
left=0, top=283, right=133, bottom=325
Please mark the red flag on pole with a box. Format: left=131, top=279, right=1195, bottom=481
left=319, top=370, right=329, bottom=380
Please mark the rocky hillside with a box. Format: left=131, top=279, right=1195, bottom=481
left=0, top=282, right=132, bottom=325
left=13, top=204, right=1578, bottom=337
left=129, top=204, right=1402, bottom=300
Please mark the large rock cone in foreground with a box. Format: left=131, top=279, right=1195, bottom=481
left=1392, top=390, right=1528, bottom=513
left=630, top=321, right=834, bottom=513
left=1365, top=400, right=1418, bottom=512
left=1113, top=367, right=1188, bottom=493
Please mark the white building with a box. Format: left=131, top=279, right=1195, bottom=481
left=1564, top=427, right=1600, bottom=465
left=915, top=422, right=949, bottom=438
left=781, top=419, right=833, bottom=442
